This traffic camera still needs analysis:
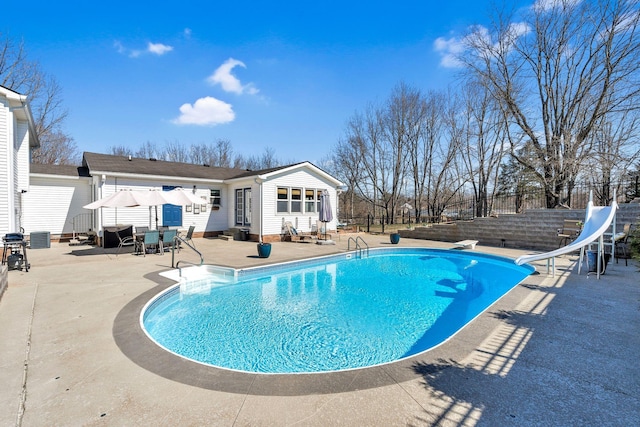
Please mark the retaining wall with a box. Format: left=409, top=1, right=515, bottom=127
left=399, top=203, right=640, bottom=251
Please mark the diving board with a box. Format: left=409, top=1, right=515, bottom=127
left=454, top=240, right=478, bottom=250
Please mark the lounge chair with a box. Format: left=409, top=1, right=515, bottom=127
left=283, top=221, right=316, bottom=243
left=316, top=220, right=333, bottom=240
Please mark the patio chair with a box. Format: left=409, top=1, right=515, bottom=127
left=115, top=228, right=136, bottom=256
left=282, top=221, right=315, bottom=243
left=614, top=223, right=632, bottom=266
left=161, top=229, right=177, bottom=253
left=139, top=230, right=161, bottom=256
left=180, top=225, right=196, bottom=251
left=557, top=219, right=582, bottom=247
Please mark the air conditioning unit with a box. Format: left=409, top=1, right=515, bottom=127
left=30, top=231, right=50, bottom=249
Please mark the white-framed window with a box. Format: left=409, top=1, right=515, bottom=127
left=210, top=189, right=221, bottom=207
left=277, top=187, right=289, bottom=213
left=305, top=189, right=316, bottom=212
left=315, top=189, right=322, bottom=212
left=291, top=188, right=302, bottom=213
left=278, top=187, right=325, bottom=214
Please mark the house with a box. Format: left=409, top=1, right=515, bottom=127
left=22, top=152, right=345, bottom=243
left=0, top=85, right=39, bottom=238
left=1, top=86, right=345, bottom=244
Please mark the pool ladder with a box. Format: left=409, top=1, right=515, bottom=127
left=171, top=234, right=204, bottom=274
left=347, top=236, right=369, bottom=258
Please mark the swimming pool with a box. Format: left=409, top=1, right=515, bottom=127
left=142, top=248, right=533, bottom=374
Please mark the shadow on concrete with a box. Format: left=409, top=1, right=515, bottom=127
left=407, top=263, right=640, bottom=426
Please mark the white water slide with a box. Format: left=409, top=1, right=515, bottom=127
left=515, top=191, right=618, bottom=278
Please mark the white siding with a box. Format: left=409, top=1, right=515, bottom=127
left=23, top=176, right=92, bottom=236
left=0, top=98, right=9, bottom=235
left=262, top=169, right=338, bottom=237
left=15, top=120, right=30, bottom=194
left=91, top=178, right=228, bottom=234
left=14, top=120, right=30, bottom=232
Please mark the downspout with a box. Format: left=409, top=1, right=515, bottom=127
left=255, top=176, right=266, bottom=243
left=99, top=174, right=106, bottom=243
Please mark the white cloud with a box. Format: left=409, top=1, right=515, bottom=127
left=147, top=42, right=173, bottom=55
left=434, top=22, right=530, bottom=68
left=114, top=41, right=173, bottom=58
left=533, top=0, right=582, bottom=12
left=183, top=28, right=192, bottom=38
left=433, top=35, right=467, bottom=68
left=206, top=58, right=259, bottom=95
left=172, top=96, right=235, bottom=126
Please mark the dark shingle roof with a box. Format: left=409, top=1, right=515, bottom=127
left=30, top=163, right=90, bottom=177
left=82, top=152, right=251, bottom=181
left=30, top=153, right=327, bottom=183
left=227, top=162, right=308, bottom=179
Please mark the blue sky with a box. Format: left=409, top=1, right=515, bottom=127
left=5, top=0, right=531, bottom=164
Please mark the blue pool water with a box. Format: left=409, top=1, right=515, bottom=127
left=142, top=248, right=533, bottom=374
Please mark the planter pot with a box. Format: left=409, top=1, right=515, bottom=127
left=390, top=233, right=400, bottom=244
left=257, top=243, right=272, bottom=258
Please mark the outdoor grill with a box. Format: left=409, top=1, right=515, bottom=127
left=2, top=232, right=30, bottom=272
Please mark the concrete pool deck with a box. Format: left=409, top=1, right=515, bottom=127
left=1, top=234, right=638, bottom=426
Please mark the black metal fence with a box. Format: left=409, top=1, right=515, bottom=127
left=445, top=180, right=638, bottom=221
left=339, top=179, right=640, bottom=232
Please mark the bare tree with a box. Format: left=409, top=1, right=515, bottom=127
left=244, top=147, right=281, bottom=170
left=334, top=84, right=463, bottom=224
left=381, top=82, right=418, bottom=223
left=212, top=139, right=234, bottom=167
left=422, top=92, right=462, bottom=222
left=189, top=139, right=235, bottom=167
left=135, top=141, right=159, bottom=159
left=454, top=80, right=506, bottom=217
left=1, top=33, right=78, bottom=164
left=583, top=111, right=640, bottom=204
left=31, top=131, right=79, bottom=165
left=329, top=137, right=366, bottom=221
left=109, top=145, right=133, bottom=157
left=462, top=0, right=640, bottom=207
left=339, top=104, right=389, bottom=221
left=162, top=139, right=189, bottom=163
left=497, top=143, right=543, bottom=213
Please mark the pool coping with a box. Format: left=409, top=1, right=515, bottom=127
left=113, top=252, right=544, bottom=396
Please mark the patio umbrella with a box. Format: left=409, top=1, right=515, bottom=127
left=146, top=188, right=203, bottom=229
left=163, top=188, right=204, bottom=206
left=83, top=188, right=204, bottom=229
left=319, top=190, right=333, bottom=241
left=83, top=190, right=142, bottom=209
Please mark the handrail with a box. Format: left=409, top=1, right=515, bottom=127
left=347, top=236, right=369, bottom=258
left=176, top=260, right=200, bottom=278
left=71, top=213, right=93, bottom=240
left=171, top=235, right=203, bottom=269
